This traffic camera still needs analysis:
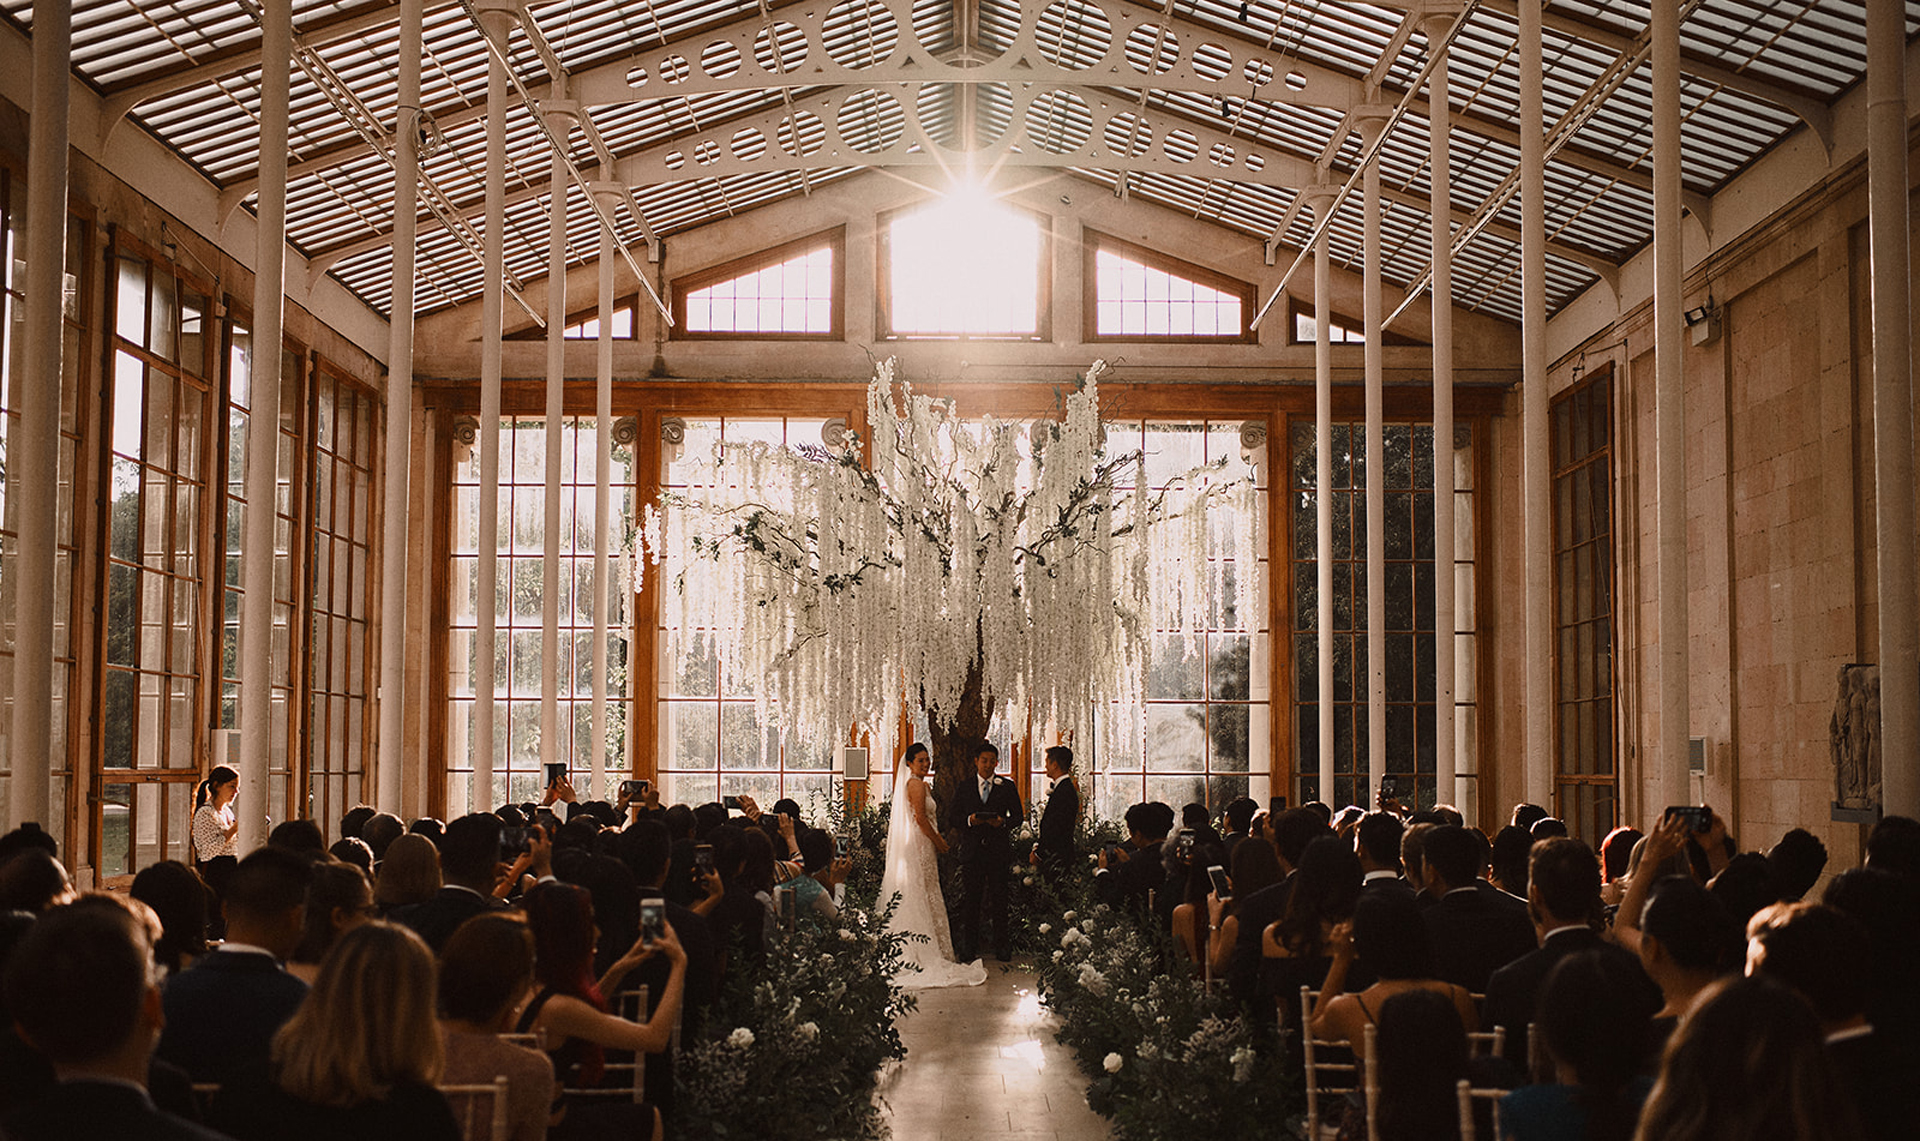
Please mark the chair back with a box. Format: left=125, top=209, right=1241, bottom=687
left=1465, top=1026, right=1505, bottom=1058
left=1362, top=1023, right=1381, bottom=1141
left=438, top=1076, right=511, bottom=1141
left=499, top=1029, right=546, bottom=1052
left=1453, top=1077, right=1506, bottom=1141
left=563, top=984, right=650, bottom=1104
left=1300, top=986, right=1359, bottom=1141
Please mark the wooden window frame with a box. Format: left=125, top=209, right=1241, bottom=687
left=1082, top=229, right=1257, bottom=344
left=669, top=227, right=846, bottom=342
left=505, top=295, right=643, bottom=342
left=1549, top=364, right=1619, bottom=843
left=875, top=201, right=1052, bottom=342
left=1285, top=295, right=1425, bottom=347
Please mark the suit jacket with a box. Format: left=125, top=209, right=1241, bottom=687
left=3, top=1080, right=234, bottom=1141
left=1483, top=927, right=1659, bottom=1066
left=947, top=774, right=1022, bottom=865
left=155, top=950, right=308, bottom=1087
left=390, top=885, right=506, bottom=954
left=1422, top=886, right=1539, bottom=994
left=1095, top=842, right=1166, bottom=914
left=1829, top=1028, right=1914, bottom=1141
left=1037, top=777, right=1080, bottom=865
left=1347, top=875, right=1419, bottom=990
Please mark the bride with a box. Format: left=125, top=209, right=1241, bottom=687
left=879, top=743, right=987, bottom=988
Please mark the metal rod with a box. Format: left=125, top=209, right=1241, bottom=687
left=238, top=0, right=292, bottom=855
left=1867, top=0, right=1918, bottom=815
left=474, top=37, right=507, bottom=812
left=377, top=0, right=422, bottom=815
left=9, top=0, right=70, bottom=831
left=1425, top=18, right=1457, bottom=810
left=1521, top=0, right=1553, bottom=811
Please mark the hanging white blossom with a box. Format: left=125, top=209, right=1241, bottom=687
left=640, top=359, right=1259, bottom=751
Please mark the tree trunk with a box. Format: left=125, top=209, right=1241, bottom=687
left=926, top=652, right=994, bottom=825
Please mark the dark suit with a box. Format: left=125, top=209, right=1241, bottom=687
left=1347, top=874, right=1419, bottom=990
left=390, top=885, right=506, bottom=954
left=1422, top=885, right=1538, bottom=994
left=3, top=1080, right=234, bottom=1141
left=1829, top=1027, right=1914, bottom=1141
left=948, top=772, right=1022, bottom=960
left=1094, top=841, right=1166, bottom=915
left=155, top=949, right=308, bottom=1087
left=1036, top=777, right=1080, bottom=883
left=1483, top=927, right=1659, bottom=1067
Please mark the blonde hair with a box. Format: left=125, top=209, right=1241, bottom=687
left=271, top=921, right=443, bottom=1107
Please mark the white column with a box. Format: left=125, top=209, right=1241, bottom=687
left=238, top=0, right=291, bottom=854
left=474, top=10, right=513, bottom=811
left=1868, top=0, right=1919, bottom=816
left=541, top=99, right=575, bottom=788
left=1520, top=0, right=1553, bottom=811
left=8, top=0, right=70, bottom=830
left=1653, top=0, right=1693, bottom=812
left=1360, top=109, right=1388, bottom=807
left=589, top=183, right=619, bottom=797
left=1423, top=15, right=1458, bottom=812
left=377, top=0, right=422, bottom=813
left=1310, top=186, right=1336, bottom=809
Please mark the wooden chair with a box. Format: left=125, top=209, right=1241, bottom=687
left=563, top=985, right=650, bottom=1104
left=437, top=1075, right=511, bottom=1141
left=1465, top=1026, right=1506, bottom=1058
left=499, top=1029, right=545, bottom=1052
left=1300, top=986, right=1359, bottom=1141
left=1454, top=1077, right=1506, bottom=1141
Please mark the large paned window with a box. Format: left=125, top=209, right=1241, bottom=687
left=672, top=230, right=843, bottom=339
left=1086, top=423, right=1269, bottom=819
left=1085, top=233, right=1253, bottom=342
left=880, top=198, right=1047, bottom=339
left=657, top=416, right=839, bottom=809
left=1289, top=421, right=1477, bottom=811
left=98, top=242, right=217, bottom=877
left=0, top=169, right=86, bottom=834
left=449, top=418, right=634, bottom=813
left=1552, top=378, right=1616, bottom=841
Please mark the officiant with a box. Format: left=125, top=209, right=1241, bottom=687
left=948, top=741, right=1022, bottom=963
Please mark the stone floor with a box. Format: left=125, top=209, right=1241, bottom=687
left=877, top=961, right=1113, bottom=1141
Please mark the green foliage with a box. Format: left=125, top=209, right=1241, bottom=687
left=671, top=899, right=917, bottom=1141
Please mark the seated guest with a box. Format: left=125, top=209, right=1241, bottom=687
left=1502, top=951, right=1657, bottom=1141
left=1171, top=837, right=1228, bottom=970
left=410, top=817, right=446, bottom=847
left=1636, top=876, right=1738, bottom=1047
left=211, top=923, right=459, bottom=1141
left=390, top=814, right=508, bottom=953
left=438, top=914, right=558, bottom=1141
left=0, top=849, right=76, bottom=913
left=1229, top=808, right=1329, bottom=1008
left=329, top=837, right=374, bottom=874
left=339, top=805, right=376, bottom=843
left=1863, top=814, right=1920, bottom=881
left=1821, top=867, right=1920, bottom=1079
left=1095, top=802, right=1173, bottom=914
left=130, top=860, right=211, bottom=975
left=1356, top=812, right=1411, bottom=899
left=1745, top=902, right=1910, bottom=1141
left=1205, top=836, right=1283, bottom=980
left=787, top=828, right=847, bottom=927
left=621, top=821, right=720, bottom=1117
left=1371, top=989, right=1471, bottom=1141
left=1530, top=818, right=1569, bottom=841
left=375, top=833, right=443, bottom=915
left=1489, top=826, right=1535, bottom=898
left=1598, top=826, right=1643, bottom=908
left=517, top=883, right=682, bottom=1141
left=266, top=819, right=327, bottom=858
left=1511, top=803, right=1549, bottom=832
left=2, top=902, right=231, bottom=1141
left=1420, top=825, right=1536, bottom=993
left=1309, top=891, right=1477, bottom=1048
left=157, top=847, right=311, bottom=1086
left=287, top=861, right=373, bottom=986
left=1764, top=829, right=1827, bottom=903
left=1632, top=975, right=1858, bottom=1141
left=1709, top=852, right=1780, bottom=929
left=1485, top=838, right=1659, bottom=1068
left=1220, top=796, right=1258, bottom=866
left=1400, top=821, right=1437, bottom=902
left=361, top=812, right=405, bottom=863
left=1265, top=836, right=1363, bottom=1041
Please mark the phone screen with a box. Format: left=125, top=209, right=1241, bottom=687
left=1207, top=865, right=1231, bottom=900
left=723, top=795, right=743, bottom=811
left=835, top=835, right=850, bottom=859
left=639, top=901, right=666, bottom=946
left=545, top=762, right=568, bottom=788
left=694, top=844, right=715, bottom=874
left=1379, top=776, right=1399, bottom=800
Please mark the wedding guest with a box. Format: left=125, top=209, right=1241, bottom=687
left=266, top=819, right=326, bottom=858
left=1863, top=814, right=1920, bottom=881
left=287, top=861, right=374, bottom=986
left=622, top=820, right=720, bottom=1116
left=1206, top=836, right=1282, bottom=980
left=390, top=814, right=508, bottom=953
left=1308, top=891, right=1477, bottom=1049
left=1707, top=852, right=1779, bottom=929
left=1631, top=975, right=1858, bottom=1141
left=1264, top=836, right=1363, bottom=1041
left=361, top=812, right=405, bottom=863
left=0, top=849, right=75, bottom=913
left=1489, top=826, right=1535, bottom=898
left=788, top=828, right=848, bottom=927
left=1765, top=829, right=1827, bottom=903
left=1420, top=825, right=1536, bottom=993
left=210, top=923, right=459, bottom=1141
left=2, top=903, right=231, bottom=1141
left=1637, top=876, right=1738, bottom=1047
left=1220, top=797, right=1258, bottom=866
left=1095, top=801, right=1171, bottom=916
left=1171, top=837, right=1228, bottom=970
left=330, top=837, right=374, bottom=874
left=1599, top=827, right=1643, bottom=908
left=437, top=914, right=557, bottom=1141
left=409, top=817, right=446, bottom=848
left=1530, top=818, right=1569, bottom=840
left=374, top=833, right=442, bottom=915
left=1511, top=804, right=1549, bottom=833
left=1370, top=990, right=1469, bottom=1141
left=1502, top=951, right=1657, bottom=1141
left=339, top=805, right=376, bottom=843
left=1228, top=808, right=1329, bottom=1009
left=1400, top=822, right=1436, bottom=901
left=130, top=860, right=211, bottom=975
left=157, top=846, right=311, bottom=1086
left=1031, top=745, right=1080, bottom=885
left=1820, top=867, right=1920, bottom=1078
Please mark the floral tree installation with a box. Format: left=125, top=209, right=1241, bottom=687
left=642, top=359, right=1260, bottom=787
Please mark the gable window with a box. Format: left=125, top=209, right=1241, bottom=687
left=879, top=194, right=1048, bottom=340
left=1287, top=296, right=1424, bottom=347
left=671, top=228, right=844, bottom=339
left=1085, top=232, right=1254, bottom=342
left=506, top=297, right=639, bottom=341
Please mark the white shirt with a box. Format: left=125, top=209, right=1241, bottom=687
left=1364, top=870, right=1402, bottom=884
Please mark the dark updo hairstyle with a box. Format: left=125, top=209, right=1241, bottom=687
left=1642, top=875, right=1738, bottom=973
left=1350, top=890, right=1434, bottom=981
left=129, top=860, right=210, bottom=972
left=196, top=765, right=240, bottom=810
left=1274, top=835, right=1362, bottom=957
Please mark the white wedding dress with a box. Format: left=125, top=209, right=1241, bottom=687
left=878, top=773, right=987, bottom=989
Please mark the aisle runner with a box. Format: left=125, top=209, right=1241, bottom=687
left=877, top=964, right=1112, bottom=1140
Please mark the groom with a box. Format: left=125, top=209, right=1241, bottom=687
left=948, top=740, right=1022, bottom=963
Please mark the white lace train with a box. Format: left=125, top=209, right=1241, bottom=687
left=878, top=778, right=987, bottom=989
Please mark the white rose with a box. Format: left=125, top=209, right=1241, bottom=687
left=1052, top=950, right=1064, bottom=962
left=1103, top=1052, right=1123, bottom=1074
left=1081, top=919, right=1094, bottom=933
left=1022, top=875, right=1035, bottom=886
left=1039, top=923, right=1052, bottom=934
left=1063, top=910, right=1077, bottom=922
left=727, top=1027, right=755, bottom=1049
left=797, top=1022, right=819, bottom=1042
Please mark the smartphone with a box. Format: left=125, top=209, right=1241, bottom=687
left=693, top=843, right=715, bottom=875
left=500, top=826, right=531, bottom=858
left=1177, top=831, right=1195, bottom=860
left=1207, top=864, right=1232, bottom=902
left=1665, top=805, right=1712, bottom=833
left=545, top=762, right=568, bottom=788
left=835, top=835, right=850, bottom=859
left=723, top=795, right=743, bottom=811
left=622, top=779, right=650, bottom=798
left=639, top=899, right=666, bottom=947
left=1379, top=775, right=1399, bottom=800
left=1269, top=796, right=1288, bottom=818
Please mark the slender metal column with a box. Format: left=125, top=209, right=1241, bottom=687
left=590, top=184, right=619, bottom=797
left=1520, top=0, right=1553, bottom=811
left=377, top=0, right=422, bottom=813
left=1361, top=110, right=1388, bottom=806
left=238, top=0, right=292, bottom=854
left=1423, top=13, right=1458, bottom=810
left=9, top=0, right=70, bottom=830
left=474, top=7, right=513, bottom=811
left=1868, top=0, right=1919, bottom=816
left=541, top=98, right=574, bottom=786
left=1310, top=186, right=1336, bottom=810
left=1653, top=0, right=1692, bottom=811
